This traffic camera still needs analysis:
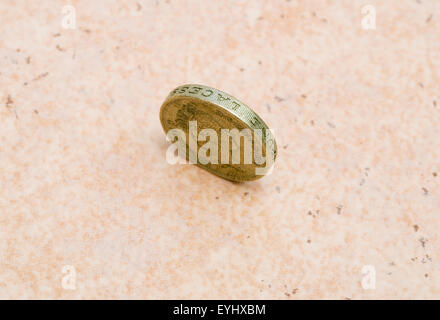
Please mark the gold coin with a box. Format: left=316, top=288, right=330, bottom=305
left=159, top=84, right=277, bottom=182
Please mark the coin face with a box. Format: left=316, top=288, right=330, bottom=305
left=160, top=84, right=277, bottom=182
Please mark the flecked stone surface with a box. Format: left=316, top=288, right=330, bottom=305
left=0, top=0, right=439, bottom=299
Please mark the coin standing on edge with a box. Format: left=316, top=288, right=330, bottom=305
left=159, top=84, right=277, bottom=182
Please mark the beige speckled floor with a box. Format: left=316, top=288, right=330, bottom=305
left=0, top=0, right=439, bottom=299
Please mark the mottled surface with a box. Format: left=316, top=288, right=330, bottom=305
left=0, top=0, right=439, bottom=299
